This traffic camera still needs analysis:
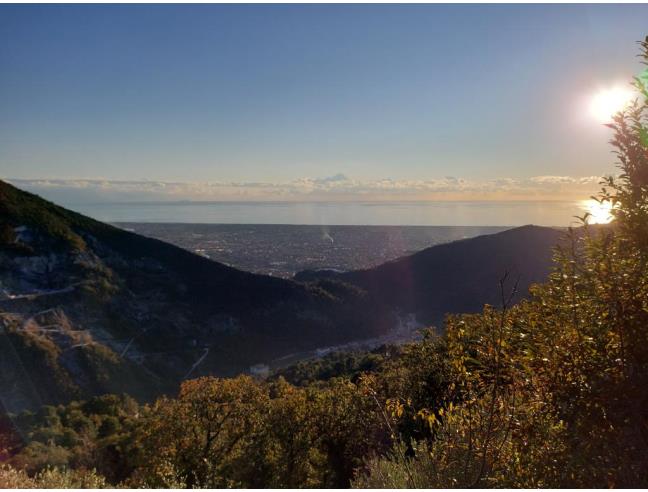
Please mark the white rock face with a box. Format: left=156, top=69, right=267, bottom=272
left=13, top=225, right=33, bottom=243
left=249, top=363, right=270, bottom=379
left=0, top=283, right=11, bottom=300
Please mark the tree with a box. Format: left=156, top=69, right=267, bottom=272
left=129, top=376, right=269, bottom=488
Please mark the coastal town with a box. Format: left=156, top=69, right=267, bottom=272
left=115, top=223, right=508, bottom=277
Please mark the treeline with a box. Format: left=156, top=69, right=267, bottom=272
left=1, top=37, right=648, bottom=488
left=271, top=348, right=389, bottom=386
left=0, top=339, right=450, bottom=488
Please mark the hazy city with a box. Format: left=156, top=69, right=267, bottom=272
left=116, top=223, right=510, bottom=277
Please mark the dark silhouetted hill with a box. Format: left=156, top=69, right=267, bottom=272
left=296, top=225, right=564, bottom=326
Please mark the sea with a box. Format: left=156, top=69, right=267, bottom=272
left=66, top=200, right=589, bottom=227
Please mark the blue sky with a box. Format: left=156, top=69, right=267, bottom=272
left=1, top=4, right=647, bottom=202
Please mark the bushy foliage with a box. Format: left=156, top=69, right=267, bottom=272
left=0, top=464, right=107, bottom=489
left=271, top=348, right=388, bottom=386
left=126, top=375, right=388, bottom=488
left=9, top=394, right=140, bottom=484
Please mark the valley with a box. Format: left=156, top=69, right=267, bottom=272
left=115, top=222, right=510, bottom=278
left=0, top=180, right=562, bottom=412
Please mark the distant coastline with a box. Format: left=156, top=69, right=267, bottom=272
left=56, top=199, right=588, bottom=227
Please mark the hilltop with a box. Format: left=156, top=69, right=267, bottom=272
left=296, top=225, right=564, bottom=326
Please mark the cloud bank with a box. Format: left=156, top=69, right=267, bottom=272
left=6, top=174, right=605, bottom=203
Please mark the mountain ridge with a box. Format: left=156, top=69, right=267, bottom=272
left=295, top=224, right=565, bottom=325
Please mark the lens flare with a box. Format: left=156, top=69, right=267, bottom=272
left=589, top=86, right=635, bottom=124
left=583, top=199, right=614, bottom=224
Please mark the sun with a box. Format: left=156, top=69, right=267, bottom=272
left=583, top=199, right=614, bottom=224
left=589, top=86, right=635, bottom=124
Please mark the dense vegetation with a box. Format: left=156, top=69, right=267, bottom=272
left=271, top=348, right=389, bottom=387
left=0, top=339, right=449, bottom=488
left=1, top=37, right=647, bottom=488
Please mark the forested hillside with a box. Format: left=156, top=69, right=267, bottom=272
left=296, top=224, right=564, bottom=326
left=0, top=180, right=392, bottom=410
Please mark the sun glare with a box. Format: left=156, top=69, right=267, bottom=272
left=589, top=86, right=635, bottom=124
left=583, top=199, right=614, bottom=224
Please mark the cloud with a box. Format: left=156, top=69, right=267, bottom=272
left=5, top=174, right=606, bottom=203
left=313, top=173, right=349, bottom=184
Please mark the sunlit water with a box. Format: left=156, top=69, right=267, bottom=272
left=63, top=200, right=592, bottom=227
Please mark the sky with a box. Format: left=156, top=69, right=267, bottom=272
left=1, top=4, right=647, bottom=203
